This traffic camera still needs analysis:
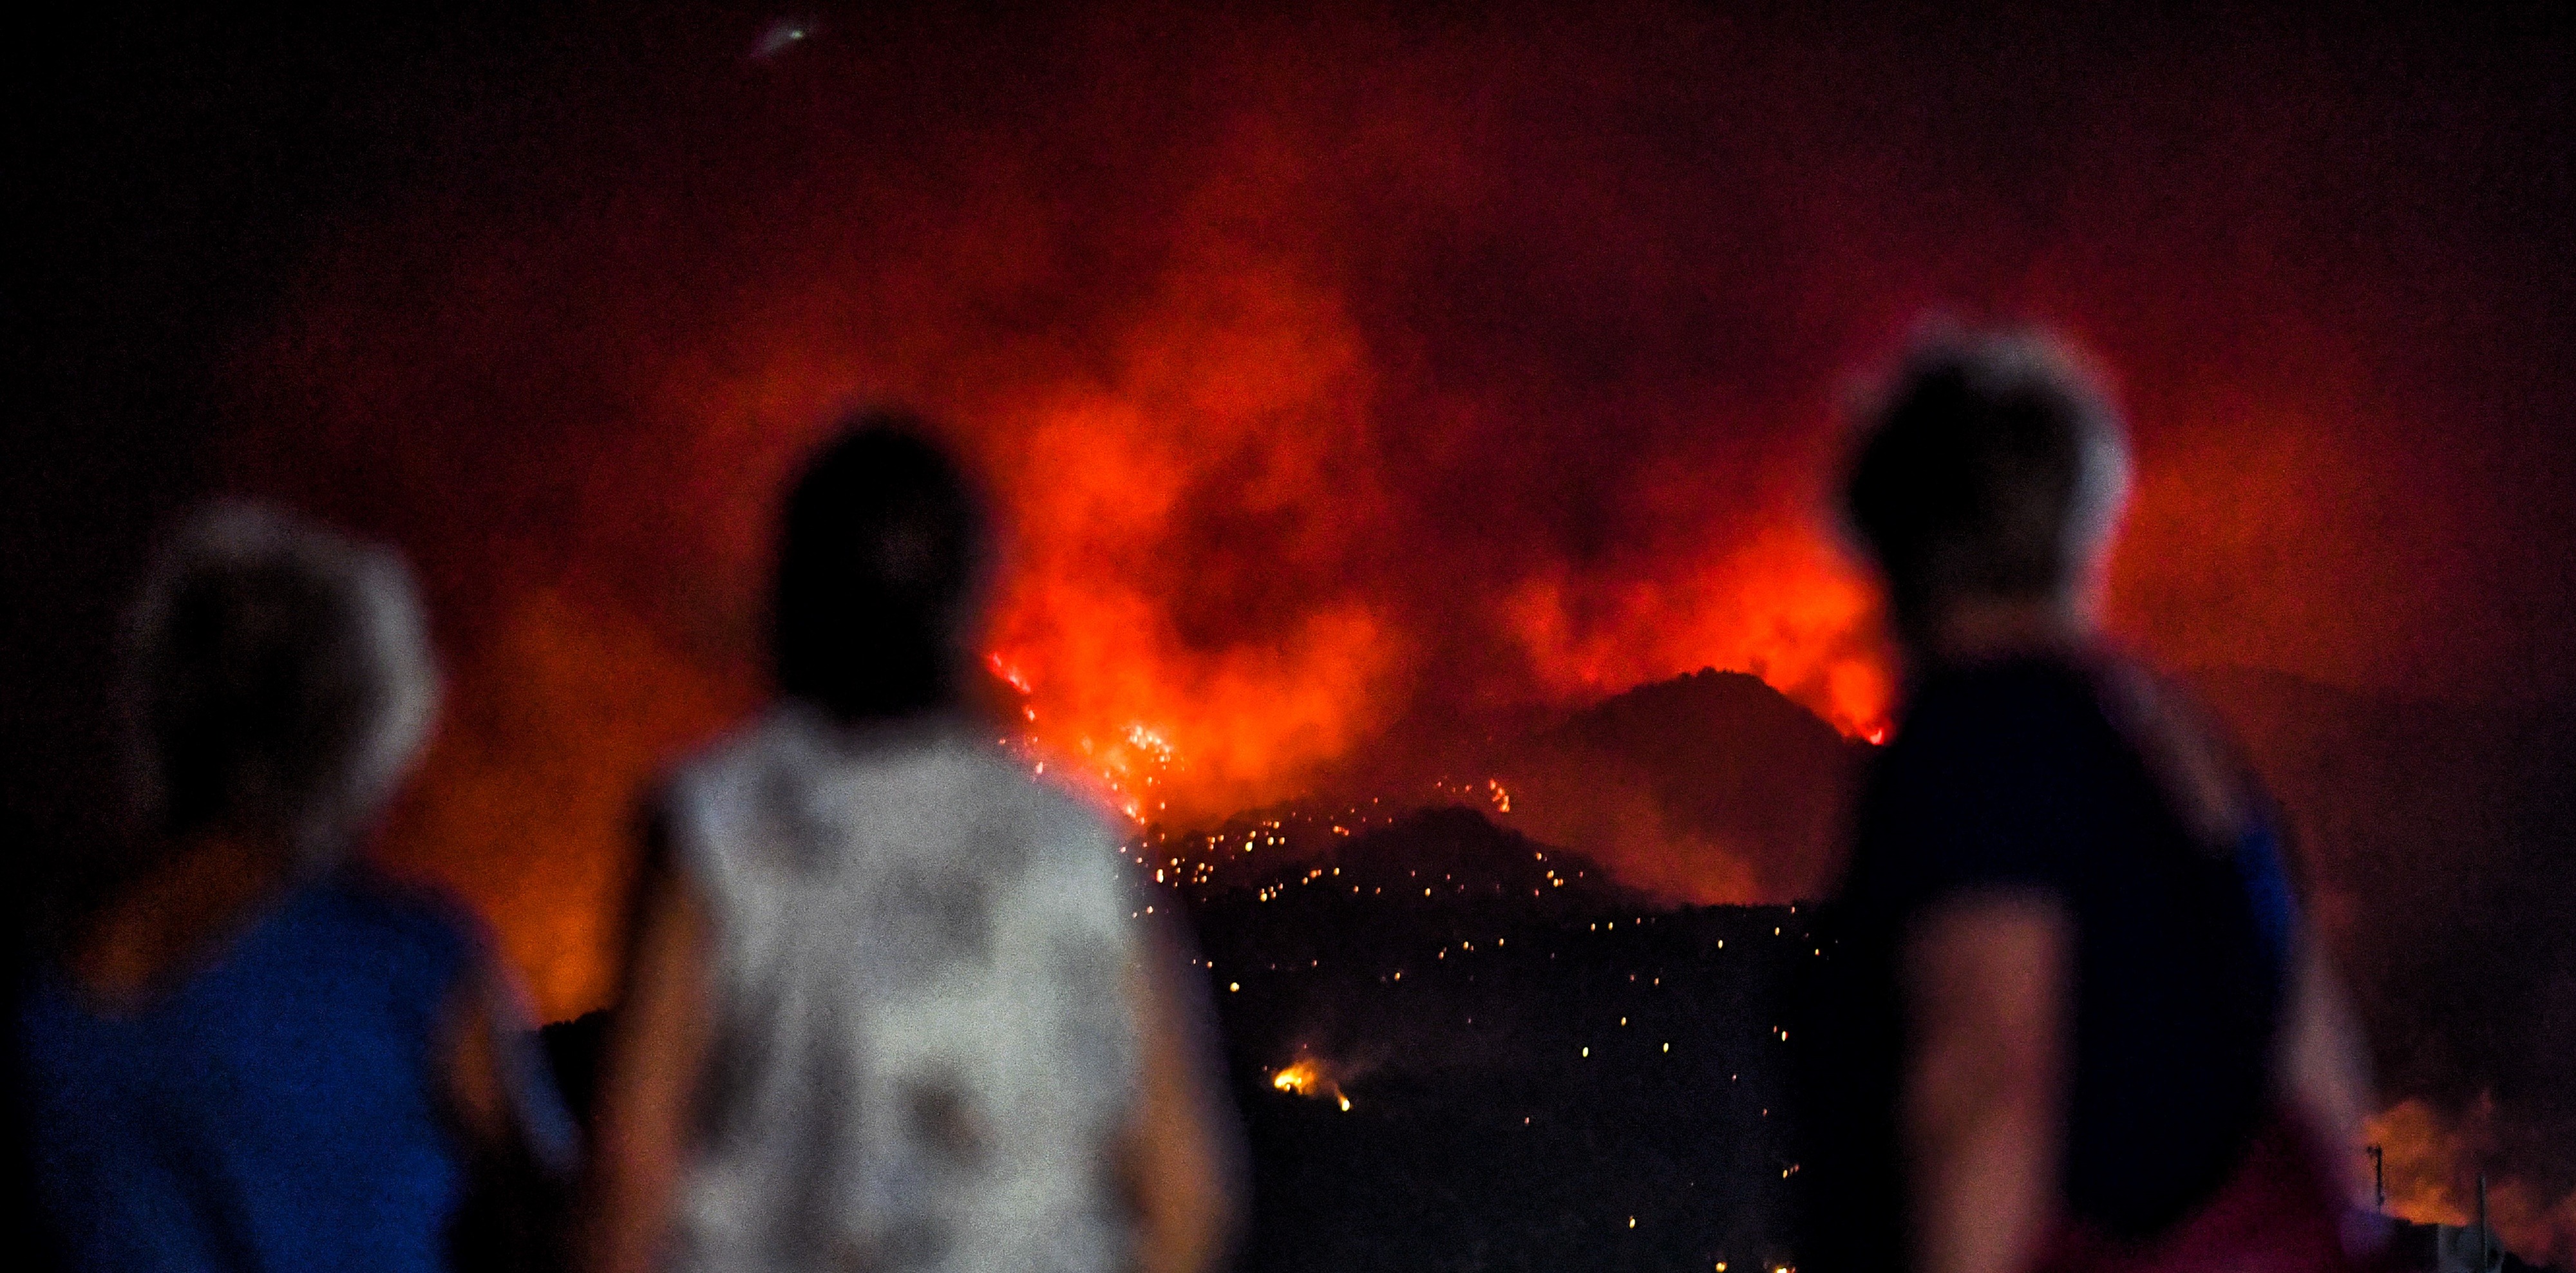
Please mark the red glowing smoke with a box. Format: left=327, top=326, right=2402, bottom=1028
left=212, top=3, right=2568, bottom=1037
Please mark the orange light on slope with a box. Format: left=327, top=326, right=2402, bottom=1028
left=1271, top=1059, right=1352, bottom=1111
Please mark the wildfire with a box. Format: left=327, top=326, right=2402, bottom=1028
left=987, top=653, right=1034, bottom=697
left=1500, top=534, right=1895, bottom=742
left=1271, top=1059, right=1352, bottom=1111
left=2365, top=1098, right=2576, bottom=1267
left=215, top=0, right=2484, bottom=1037
left=995, top=652, right=1186, bottom=824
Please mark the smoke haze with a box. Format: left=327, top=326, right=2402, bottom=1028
left=14, top=0, right=2570, bottom=1255
left=188, top=0, right=2570, bottom=1007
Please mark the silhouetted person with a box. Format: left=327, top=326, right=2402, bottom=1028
left=14, top=503, right=572, bottom=1272
left=1796, top=333, right=2378, bottom=1273
left=582, top=413, right=1240, bottom=1273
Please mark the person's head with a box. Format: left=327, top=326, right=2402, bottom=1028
left=124, top=502, right=440, bottom=858
left=772, top=411, right=992, bottom=721
left=1839, top=327, right=2130, bottom=653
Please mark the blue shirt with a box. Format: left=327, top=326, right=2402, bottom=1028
left=1795, top=655, right=2298, bottom=1270
left=18, top=866, right=478, bottom=1273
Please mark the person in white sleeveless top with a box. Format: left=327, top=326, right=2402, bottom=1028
left=582, top=416, right=1240, bottom=1273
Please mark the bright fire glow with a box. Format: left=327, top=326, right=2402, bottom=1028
left=1271, top=1061, right=1318, bottom=1095
left=2365, top=1099, right=2576, bottom=1267
left=232, top=12, right=2505, bottom=1123
left=1272, top=1059, right=1352, bottom=1111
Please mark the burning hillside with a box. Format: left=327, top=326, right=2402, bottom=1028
left=197, top=0, right=2568, bottom=1026
left=123, top=3, right=2569, bottom=1254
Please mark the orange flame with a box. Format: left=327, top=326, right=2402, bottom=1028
left=2365, top=1098, right=2576, bottom=1269
left=1270, top=1061, right=1320, bottom=1095
left=231, top=2, right=2496, bottom=1024
left=1501, top=528, right=1892, bottom=740
left=1271, top=1059, right=1352, bottom=1111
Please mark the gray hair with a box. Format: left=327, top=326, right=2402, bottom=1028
left=122, top=502, right=440, bottom=858
left=1838, top=327, right=2131, bottom=623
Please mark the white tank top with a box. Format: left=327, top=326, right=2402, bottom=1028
left=661, top=706, right=1142, bottom=1273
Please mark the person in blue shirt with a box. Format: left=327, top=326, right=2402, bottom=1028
left=1795, top=332, right=2379, bottom=1273
left=17, top=502, right=572, bottom=1272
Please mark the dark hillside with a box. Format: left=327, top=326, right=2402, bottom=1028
left=547, top=807, right=1826, bottom=1272
left=1493, top=669, right=1865, bottom=902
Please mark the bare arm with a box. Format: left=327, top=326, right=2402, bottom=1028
left=1901, top=892, right=2073, bottom=1273
left=2123, top=669, right=2374, bottom=1202
left=1121, top=924, right=1244, bottom=1273
left=440, top=954, right=579, bottom=1271
left=442, top=961, right=575, bottom=1166
left=578, top=851, right=715, bottom=1273
left=2275, top=929, right=2374, bottom=1205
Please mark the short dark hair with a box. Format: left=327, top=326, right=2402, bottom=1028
left=125, top=502, right=439, bottom=849
left=772, top=411, right=991, bottom=719
left=1839, top=329, right=2128, bottom=622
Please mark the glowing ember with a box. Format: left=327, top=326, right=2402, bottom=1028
left=987, top=653, right=1033, bottom=697
left=1271, top=1059, right=1352, bottom=1111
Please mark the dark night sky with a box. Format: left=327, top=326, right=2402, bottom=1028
left=8, top=0, right=2574, bottom=1252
